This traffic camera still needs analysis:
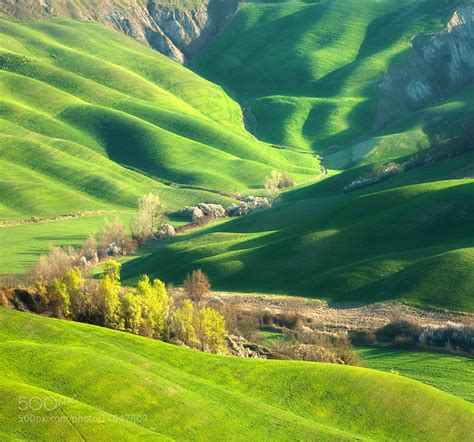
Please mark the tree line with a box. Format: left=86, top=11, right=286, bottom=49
left=28, top=248, right=227, bottom=354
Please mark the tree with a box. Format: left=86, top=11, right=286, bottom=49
left=81, top=234, right=98, bottom=264
left=96, top=218, right=135, bottom=258
left=130, top=193, right=166, bottom=244
left=136, top=275, right=170, bottom=338
left=173, top=300, right=199, bottom=347
left=49, top=277, right=71, bottom=318
left=64, top=268, right=84, bottom=320
left=122, top=290, right=143, bottom=335
left=264, top=170, right=282, bottom=203
left=99, top=262, right=123, bottom=330
left=198, top=307, right=227, bottom=354
left=29, top=247, right=76, bottom=289
left=183, top=269, right=210, bottom=307
left=103, top=259, right=121, bottom=284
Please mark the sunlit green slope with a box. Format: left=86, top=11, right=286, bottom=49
left=1, top=308, right=472, bottom=441
left=0, top=18, right=318, bottom=221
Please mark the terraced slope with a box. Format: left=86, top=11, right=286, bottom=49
left=1, top=308, right=472, bottom=440
left=194, top=0, right=468, bottom=153
left=124, top=150, right=474, bottom=312
left=0, top=18, right=318, bottom=221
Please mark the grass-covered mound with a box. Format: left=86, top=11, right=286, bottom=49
left=123, top=151, right=474, bottom=312
left=0, top=17, right=318, bottom=221
left=0, top=307, right=472, bottom=440
left=194, top=0, right=467, bottom=153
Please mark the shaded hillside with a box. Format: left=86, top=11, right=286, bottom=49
left=194, top=0, right=470, bottom=154
left=124, top=149, right=474, bottom=312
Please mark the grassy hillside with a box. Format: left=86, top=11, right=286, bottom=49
left=356, top=347, right=474, bottom=402
left=194, top=0, right=467, bottom=154
left=0, top=307, right=472, bottom=440
left=0, top=17, right=318, bottom=222
left=326, top=82, right=474, bottom=169
left=123, top=150, right=474, bottom=312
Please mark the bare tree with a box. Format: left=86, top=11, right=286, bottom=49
left=97, top=218, right=135, bottom=258
left=183, top=269, right=211, bottom=307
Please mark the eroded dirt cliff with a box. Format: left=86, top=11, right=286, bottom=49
left=376, top=4, right=474, bottom=128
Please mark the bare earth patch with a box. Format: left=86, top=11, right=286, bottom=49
left=210, top=291, right=473, bottom=332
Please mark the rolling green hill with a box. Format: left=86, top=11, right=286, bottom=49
left=123, top=150, right=474, bottom=312
left=1, top=307, right=473, bottom=440
left=194, top=0, right=468, bottom=154
left=0, top=17, right=318, bottom=222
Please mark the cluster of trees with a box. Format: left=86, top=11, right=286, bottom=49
left=27, top=250, right=227, bottom=354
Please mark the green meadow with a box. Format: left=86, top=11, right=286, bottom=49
left=1, top=307, right=472, bottom=441
left=356, top=346, right=474, bottom=402
left=0, top=214, right=134, bottom=276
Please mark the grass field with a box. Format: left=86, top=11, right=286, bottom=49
left=0, top=213, right=193, bottom=276
left=195, top=0, right=466, bottom=154
left=0, top=214, right=135, bottom=276
left=356, top=346, right=474, bottom=403
left=0, top=307, right=472, bottom=440
left=0, top=17, right=318, bottom=222
left=123, top=150, right=474, bottom=312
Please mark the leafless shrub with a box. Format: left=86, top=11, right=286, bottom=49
left=97, top=218, right=135, bottom=258
left=272, top=329, right=360, bottom=365
left=279, top=172, right=295, bottom=188
left=219, top=303, right=262, bottom=341
left=28, top=247, right=77, bottom=288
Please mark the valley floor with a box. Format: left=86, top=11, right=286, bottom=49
left=210, top=291, right=473, bottom=332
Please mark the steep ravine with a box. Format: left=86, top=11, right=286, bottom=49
left=0, top=0, right=238, bottom=64
left=376, top=4, right=474, bottom=128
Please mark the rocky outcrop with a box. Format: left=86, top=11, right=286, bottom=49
left=226, top=335, right=274, bottom=359
left=375, top=4, right=474, bottom=128
left=0, top=0, right=238, bottom=64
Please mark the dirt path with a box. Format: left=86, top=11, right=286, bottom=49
left=210, top=291, right=473, bottom=332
